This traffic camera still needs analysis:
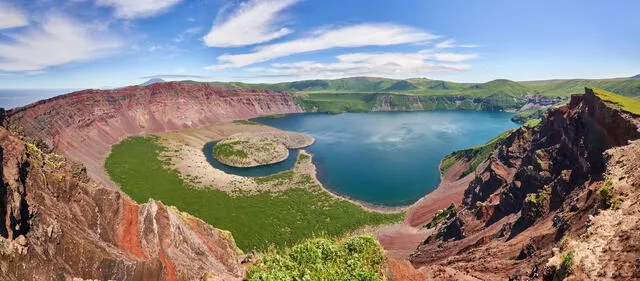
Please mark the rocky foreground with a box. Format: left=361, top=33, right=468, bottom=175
left=399, top=88, right=640, bottom=280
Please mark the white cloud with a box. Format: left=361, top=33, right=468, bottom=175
left=95, top=0, right=183, bottom=19
left=435, top=39, right=477, bottom=49
left=254, top=51, right=475, bottom=79
left=174, top=26, right=202, bottom=42
left=203, top=0, right=297, bottom=47
left=206, top=23, right=439, bottom=69
left=0, top=14, right=121, bottom=72
left=0, top=1, right=29, bottom=29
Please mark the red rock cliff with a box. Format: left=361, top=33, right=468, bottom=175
left=4, top=82, right=303, bottom=186
left=0, top=127, right=245, bottom=280
left=409, top=88, right=640, bottom=280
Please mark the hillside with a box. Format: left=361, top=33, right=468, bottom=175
left=184, top=76, right=640, bottom=115
left=404, top=88, right=640, bottom=279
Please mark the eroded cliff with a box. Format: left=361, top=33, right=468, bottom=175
left=4, top=82, right=303, bottom=186
left=409, top=88, right=640, bottom=280
left=0, top=127, right=245, bottom=280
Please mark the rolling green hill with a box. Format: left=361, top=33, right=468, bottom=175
left=185, top=76, right=640, bottom=116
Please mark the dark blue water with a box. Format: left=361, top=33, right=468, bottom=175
left=203, top=141, right=299, bottom=177
left=251, top=111, right=518, bottom=206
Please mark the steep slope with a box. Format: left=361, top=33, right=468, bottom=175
left=0, top=127, right=244, bottom=280
left=4, top=82, right=303, bottom=186
left=408, top=88, right=640, bottom=280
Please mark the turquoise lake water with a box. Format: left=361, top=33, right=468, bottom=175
left=210, top=111, right=517, bottom=206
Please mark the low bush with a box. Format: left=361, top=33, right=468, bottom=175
left=248, top=235, right=386, bottom=281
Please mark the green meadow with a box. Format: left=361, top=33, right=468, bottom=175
left=105, top=136, right=402, bottom=251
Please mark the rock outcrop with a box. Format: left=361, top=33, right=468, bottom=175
left=4, top=82, right=303, bottom=186
left=409, top=88, right=640, bottom=280
left=0, top=127, right=245, bottom=280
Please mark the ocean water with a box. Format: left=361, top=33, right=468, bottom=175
left=0, top=89, right=76, bottom=109
left=221, top=111, right=518, bottom=206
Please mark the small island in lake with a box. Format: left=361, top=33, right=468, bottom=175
left=213, top=131, right=314, bottom=167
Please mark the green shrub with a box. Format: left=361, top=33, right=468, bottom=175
left=561, top=251, right=574, bottom=272
left=248, top=235, right=385, bottom=281
left=525, top=190, right=549, bottom=205
left=423, top=203, right=456, bottom=228
left=598, top=178, right=620, bottom=209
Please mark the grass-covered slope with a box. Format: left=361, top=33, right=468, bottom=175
left=248, top=235, right=386, bottom=281
left=440, top=129, right=515, bottom=177
left=590, top=87, right=640, bottom=115
left=186, top=77, right=640, bottom=114
left=105, top=136, right=402, bottom=251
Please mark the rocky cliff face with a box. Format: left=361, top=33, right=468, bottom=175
left=410, top=88, right=640, bottom=280
left=4, top=82, right=303, bottom=186
left=0, top=127, right=245, bottom=280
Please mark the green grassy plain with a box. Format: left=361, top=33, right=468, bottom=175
left=105, top=136, right=402, bottom=251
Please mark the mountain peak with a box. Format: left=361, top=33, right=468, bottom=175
left=139, top=78, right=165, bottom=86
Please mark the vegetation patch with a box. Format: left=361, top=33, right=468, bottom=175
left=591, top=87, right=640, bottom=115
left=598, top=178, right=620, bottom=209
left=214, top=140, right=250, bottom=159
left=105, top=136, right=402, bottom=251
left=232, top=120, right=260, bottom=125
left=423, top=203, right=456, bottom=229
left=523, top=118, right=542, bottom=127
left=560, top=250, right=574, bottom=273
left=440, top=129, right=515, bottom=177
left=525, top=189, right=550, bottom=205
left=248, top=235, right=386, bottom=281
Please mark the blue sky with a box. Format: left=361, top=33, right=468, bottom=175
left=0, top=0, right=638, bottom=89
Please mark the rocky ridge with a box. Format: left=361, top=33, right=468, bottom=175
left=4, top=82, right=303, bottom=187
left=408, top=88, right=640, bottom=280
left=0, top=127, right=245, bottom=280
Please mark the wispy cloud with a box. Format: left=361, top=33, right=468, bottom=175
left=174, top=26, right=202, bottom=42
left=203, top=0, right=297, bottom=47
left=95, top=0, right=183, bottom=19
left=247, top=50, right=476, bottom=79
left=435, top=39, right=477, bottom=49
left=0, top=14, right=121, bottom=72
left=0, top=1, right=29, bottom=29
left=206, top=23, right=439, bottom=69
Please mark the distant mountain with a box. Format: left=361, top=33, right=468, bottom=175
left=139, top=78, right=165, bottom=86
left=191, top=76, right=640, bottom=99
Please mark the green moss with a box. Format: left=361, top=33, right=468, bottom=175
left=423, top=203, right=456, bottom=229
left=248, top=235, right=385, bottom=281
left=590, top=87, right=640, bottom=115
left=105, top=136, right=402, bottom=251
